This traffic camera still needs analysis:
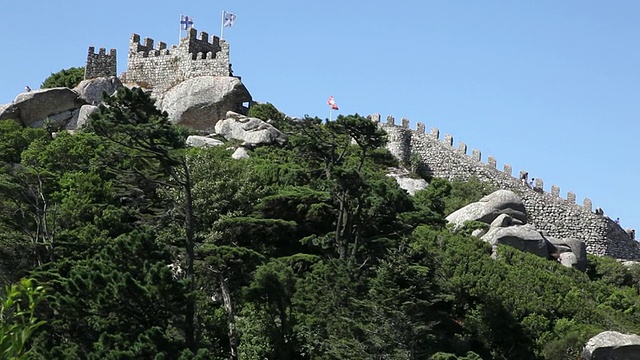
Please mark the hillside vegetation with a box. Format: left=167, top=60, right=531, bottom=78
left=1, top=88, right=640, bottom=359
left=40, top=67, right=85, bottom=89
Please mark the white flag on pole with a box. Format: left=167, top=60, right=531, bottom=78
left=223, top=11, right=237, bottom=27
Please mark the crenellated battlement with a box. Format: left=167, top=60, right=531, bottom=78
left=85, top=46, right=117, bottom=79
left=128, top=28, right=224, bottom=61
left=129, top=34, right=159, bottom=55
left=182, top=27, right=223, bottom=59
left=117, top=27, right=232, bottom=92
left=371, top=113, right=595, bottom=206
left=370, top=113, right=640, bottom=260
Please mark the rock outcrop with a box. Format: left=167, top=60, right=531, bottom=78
left=386, top=167, right=428, bottom=196
left=72, top=105, right=99, bottom=130
left=0, top=88, right=85, bottom=127
left=546, top=236, right=587, bottom=271
left=156, top=76, right=252, bottom=131
left=481, top=224, right=549, bottom=258
left=447, top=190, right=527, bottom=229
left=74, top=76, right=123, bottom=105
left=215, top=111, right=287, bottom=147
left=186, top=135, right=225, bottom=148
left=583, top=331, right=640, bottom=360
left=231, top=147, right=250, bottom=159
left=447, top=190, right=587, bottom=270
left=44, top=108, right=81, bottom=129
left=0, top=103, right=19, bottom=121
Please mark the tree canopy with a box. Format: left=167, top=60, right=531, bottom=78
left=40, top=67, right=85, bottom=89
left=0, top=95, right=639, bottom=359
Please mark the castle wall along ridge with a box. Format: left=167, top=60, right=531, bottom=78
left=83, top=29, right=637, bottom=260
left=371, top=114, right=640, bottom=260
left=85, top=28, right=232, bottom=92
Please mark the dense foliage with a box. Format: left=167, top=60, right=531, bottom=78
left=1, top=91, right=640, bottom=359
left=0, top=278, right=46, bottom=359
left=40, top=66, right=85, bottom=89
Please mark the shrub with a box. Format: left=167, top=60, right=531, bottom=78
left=41, top=67, right=85, bottom=89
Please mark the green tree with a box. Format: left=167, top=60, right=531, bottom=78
left=286, top=114, right=405, bottom=261
left=247, top=102, right=286, bottom=128
left=0, top=278, right=46, bottom=360
left=88, top=87, right=200, bottom=351
left=196, top=243, right=266, bottom=360
left=240, top=259, right=298, bottom=359
left=358, top=245, right=447, bottom=359
left=31, top=229, right=188, bottom=359
left=8, top=121, right=198, bottom=357
left=0, top=134, right=59, bottom=275
left=293, top=259, right=368, bottom=359
left=0, top=121, right=48, bottom=164
left=411, top=178, right=453, bottom=224
left=0, top=122, right=50, bottom=287
left=586, top=254, right=634, bottom=287
left=186, top=145, right=276, bottom=358
left=41, top=67, right=85, bottom=89
left=444, top=177, right=496, bottom=216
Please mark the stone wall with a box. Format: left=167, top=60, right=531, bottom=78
left=372, top=113, right=640, bottom=260
left=85, top=47, right=117, bottom=79
left=119, top=28, right=231, bottom=91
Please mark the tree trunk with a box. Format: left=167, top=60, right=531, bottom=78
left=218, top=272, right=238, bottom=360
left=181, top=165, right=197, bottom=352
left=335, top=193, right=348, bottom=260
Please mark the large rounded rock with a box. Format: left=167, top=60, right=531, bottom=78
left=10, top=88, right=85, bottom=127
left=396, top=177, right=428, bottom=196
left=74, top=76, right=123, bottom=105
left=547, top=237, right=587, bottom=271
left=0, top=103, right=19, bottom=121
left=558, top=252, right=579, bottom=268
left=446, top=189, right=527, bottom=229
left=546, top=237, right=587, bottom=271
left=231, top=147, right=250, bottom=159
left=71, top=105, right=100, bottom=130
left=545, top=236, right=571, bottom=253
left=215, top=111, right=287, bottom=147
left=481, top=224, right=548, bottom=258
left=157, top=76, right=252, bottom=131
left=185, top=135, right=224, bottom=148
left=45, top=108, right=80, bottom=129
left=583, top=331, right=640, bottom=360
left=386, top=167, right=428, bottom=196
left=490, top=213, right=514, bottom=228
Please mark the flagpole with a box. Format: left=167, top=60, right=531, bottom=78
left=220, top=10, right=225, bottom=39
left=179, top=14, right=182, bottom=42
left=329, top=108, right=333, bottom=122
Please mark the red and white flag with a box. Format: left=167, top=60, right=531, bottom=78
left=327, top=96, right=339, bottom=110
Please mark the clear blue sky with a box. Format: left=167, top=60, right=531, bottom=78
left=1, top=1, right=639, bottom=232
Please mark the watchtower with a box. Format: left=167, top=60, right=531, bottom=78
left=121, top=27, right=232, bottom=91
left=85, top=47, right=117, bottom=79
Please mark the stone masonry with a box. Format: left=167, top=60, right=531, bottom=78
left=372, top=114, right=640, bottom=260
left=119, top=27, right=231, bottom=92
left=85, top=47, right=117, bottom=79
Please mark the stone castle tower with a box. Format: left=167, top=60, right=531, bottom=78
left=84, top=27, right=234, bottom=92
left=85, top=47, right=117, bottom=80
